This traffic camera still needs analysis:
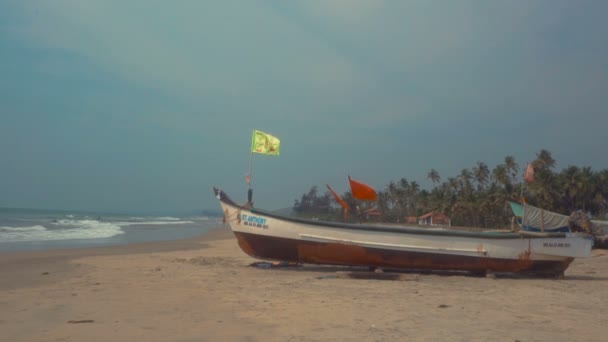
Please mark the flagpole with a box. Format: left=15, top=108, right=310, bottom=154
left=520, top=176, right=525, bottom=202
left=520, top=162, right=530, bottom=203
left=246, top=129, right=281, bottom=207
left=247, top=130, right=254, bottom=206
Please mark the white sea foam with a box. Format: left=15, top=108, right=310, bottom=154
left=115, top=220, right=195, bottom=226
left=194, top=216, right=221, bottom=222
left=0, top=216, right=198, bottom=244
left=0, top=225, right=47, bottom=232
left=0, top=221, right=124, bottom=242
left=121, top=216, right=185, bottom=223
left=52, top=218, right=194, bottom=227
left=197, top=216, right=221, bottom=222
left=155, top=216, right=181, bottom=221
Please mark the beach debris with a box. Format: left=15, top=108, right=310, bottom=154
left=437, top=304, right=451, bottom=309
left=173, top=256, right=238, bottom=267
left=316, top=275, right=338, bottom=280
left=41, top=272, right=49, bottom=275
left=67, top=320, right=94, bottom=324
left=595, top=235, right=608, bottom=249
left=568, top=210, right=595, bottom=234
left=317, top=271, right=418, bottom=281
left=155, top=266, right=162, bottom=272
left=249, top=261, right=301, bottom=268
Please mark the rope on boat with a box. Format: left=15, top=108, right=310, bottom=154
left=223, top=209, right=241, bottom=224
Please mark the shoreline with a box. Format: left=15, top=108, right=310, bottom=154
left=1, top=225, right=608, bottom=341
left=0, top=227, right=231, bottom=291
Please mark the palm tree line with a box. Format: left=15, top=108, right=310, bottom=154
left=292, top=150, right=608, bottom=228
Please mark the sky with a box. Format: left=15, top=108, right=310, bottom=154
left=1, top=0, right=607, bottom=215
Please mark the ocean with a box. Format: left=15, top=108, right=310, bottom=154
left=0, top=208, right=221, bottom=252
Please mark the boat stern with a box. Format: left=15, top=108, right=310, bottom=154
left=531, top=234, right=593, bottom=258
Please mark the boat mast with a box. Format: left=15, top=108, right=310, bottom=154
left=247, top=132, right=254, bottom=206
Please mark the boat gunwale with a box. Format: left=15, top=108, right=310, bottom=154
left=213, top=187, right=569, bottom=240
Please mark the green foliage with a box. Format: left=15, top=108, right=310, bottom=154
left=292, top=150, right=608, bottom=227
left=292, top=186, right=337, bottom=220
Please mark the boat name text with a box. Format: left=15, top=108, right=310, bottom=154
left=241, top=214, right=269, bottom=229
left=543, top=242, right=570, bottom=248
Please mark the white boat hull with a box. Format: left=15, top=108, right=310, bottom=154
left=215, top=188, right=593, bottom=275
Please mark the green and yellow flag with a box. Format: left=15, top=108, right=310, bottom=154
left=251, top=130, right=280, bottom=155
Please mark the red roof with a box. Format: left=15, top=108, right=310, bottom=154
left=406, top=216, right=418, bottom=223
left=418, top=211, right=435, bottom=219
left=418, top=211, right=449, bottom=220
left=364, top=208, right=382, bottom=216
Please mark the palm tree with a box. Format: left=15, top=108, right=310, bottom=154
left=534, top=149, right=556, bottom=170
left=579, top=166, right=595, bottom=211
left=561, top=165, right=582, bottom=211
left=408, top=181, right=421, bottom=215
left=293, top=186, right=318, bottom=213
left=595, top=170, right=608, bottom=215
left=530, top=149, right=558, bottom=210
left=385, top=181, right=400, bottom=221
left=504, top=156, right=519, bottom=183
left=473, top=161, right=490, bottom=191
left=376, top=191, right=390, bottom=221
left=459, top=168, right=474, bottom=196
left=292, top=148, right=608, bottom=226
left=492, top=164, right=509, bottom=187
left=427, top=169, right=441, bottom=187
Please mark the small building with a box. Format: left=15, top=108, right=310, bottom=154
left=418, top=211, right=450, bottom=226
left=364, top=208, right=382, bottom=217
left=405, top=216, right=418, bottom=224
left=364, top=208, right=381, bottom=219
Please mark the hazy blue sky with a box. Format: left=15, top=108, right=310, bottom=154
left=1, top=1, right=607, bottom=214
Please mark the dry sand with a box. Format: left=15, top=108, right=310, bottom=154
left=1, top=227, right=607, bottom=342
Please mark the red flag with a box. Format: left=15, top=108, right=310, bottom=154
left=348, top=176, right=377, bottom=201
left=524, top=163, right=534, bottom=183
left=326, top=184, right=350, bottom=219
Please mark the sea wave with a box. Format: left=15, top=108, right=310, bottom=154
left=0, top=216, right=198, bottom=244
left=0, top=221, right=124, bottom=242
left=0, top=225, right=47, bottom=232
left=124, top=216, right=182, bottom=222
left=53, top=218, right=195, bottom=229
left=53, top=219, right=108, bottom=227
left=154, top=216, right=181, bottom=221
left=114, top=220, right=195, bottom=226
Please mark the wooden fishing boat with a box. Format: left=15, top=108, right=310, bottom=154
left=214, top=188, right=593, bottom=276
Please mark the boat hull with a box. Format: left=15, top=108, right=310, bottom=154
left=233, top=231, right=573, bottom=274
left=214, top=188, right=591, bottom=275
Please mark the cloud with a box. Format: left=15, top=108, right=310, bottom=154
left=2, top=0, right=608, bottom=212
left=14, top=1, right=367, bottom=107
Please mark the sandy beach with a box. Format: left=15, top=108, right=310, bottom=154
left=1, top=227, right=607, bottom=342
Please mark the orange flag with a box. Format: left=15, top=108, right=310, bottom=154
left=348, top=176, right=377, bottom=201
left=524, top=163, right=534, bottom=183
left=326, top=184, right=350, bottom=219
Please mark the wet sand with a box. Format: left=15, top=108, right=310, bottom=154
left=1, top=226, right=607, bottom=341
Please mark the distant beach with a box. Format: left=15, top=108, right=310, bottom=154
left=1, top=225, right=608, bottom=341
